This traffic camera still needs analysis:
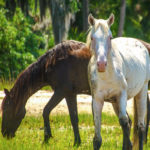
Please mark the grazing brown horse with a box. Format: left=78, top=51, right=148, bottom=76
left=1, top=39, right=150, bottom=147
left=1, top=40, right=91, bottom=146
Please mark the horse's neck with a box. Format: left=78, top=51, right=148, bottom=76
left=11, top=65, right=48, bottom=106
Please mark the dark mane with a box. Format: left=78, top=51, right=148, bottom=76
left=1, top=40, right=90, bottom=113
left=45, top=40, right=91, bottom=70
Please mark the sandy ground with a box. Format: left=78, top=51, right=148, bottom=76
left=0, top=90, right=137, bottom=116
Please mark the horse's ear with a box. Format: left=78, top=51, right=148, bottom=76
left=107, top=13, right=114, bottom=27
left=88, top=14, right=95, bottom=26
left=4, top=88, right=10, bottom=96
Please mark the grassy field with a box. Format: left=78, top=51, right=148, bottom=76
left=0, top=113, right=150, bottom=150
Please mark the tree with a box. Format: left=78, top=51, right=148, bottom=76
left=5, top=0, right=29, bottom=16
left=82, top=0, right=89, bottom=31
left=39, top=0, right=80, bottom=44
left=5, top=0, right=16, bottom=16
left=17, top=0, right=29, bottom=16
left=117, top=0, right=126, bottom=37
left=48, top=0, right=73, bottom=44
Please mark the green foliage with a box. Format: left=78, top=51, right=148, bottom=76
left=0, top=8, right=46, bottom=79
left=68, top=27, right=87, bottom=42
left=65, top=0, right=80, bottom=13
left=124, top=0, right=150, bottom=41
left=0, top=0, right=150, bottom=81
left=74, top=0, right=150, bottom=41
left=47, top=26, right=55, bottom=49
left=69, top=0, right=80, bottom=13
left=88, top=0, right=120, bottom=37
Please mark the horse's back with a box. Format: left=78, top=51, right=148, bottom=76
left=112, top=37, right=150, bottom=77
left=112, top=37, right=150, bottom=98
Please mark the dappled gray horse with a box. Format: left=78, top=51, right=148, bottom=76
left=87, top=14, right=150, bottom=150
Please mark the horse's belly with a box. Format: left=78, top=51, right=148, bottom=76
left=126, top=67, right=148, bottom=99
left=96, top=76, right=146, bottom=101
left=127, top=80, right=145, bottom=99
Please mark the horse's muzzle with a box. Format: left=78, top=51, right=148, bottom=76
left=97, top=61, right=107, bottom=72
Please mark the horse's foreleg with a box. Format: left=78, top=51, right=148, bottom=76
left=117, top=91, right=132, bottom=150
left=42, top=90, right=64, bottom=143
left=133, top=84, right=147, bottom=150
left=92, top=98, right=104, bottom=150
left=66, top=94, right=81, bottom=146
left=112, top=102, right=132, bottom=150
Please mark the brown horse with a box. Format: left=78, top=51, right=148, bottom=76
left=1, top=39, right=150, bottom=146
left=1, top=40, right=91, bottom=146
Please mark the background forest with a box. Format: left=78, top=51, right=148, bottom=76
left=0, top=0, right=150, bottom=79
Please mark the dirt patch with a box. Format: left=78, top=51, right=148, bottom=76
left=0, top=90, right=136, bottom=116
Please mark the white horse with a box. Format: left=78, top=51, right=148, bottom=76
left=87, top=14, right=150, bottom=150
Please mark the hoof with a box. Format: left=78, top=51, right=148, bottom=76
left=44, top=134, right=52, bottom=143
left=127, top=143, right=132, bottom=150
left=73, top=138, right=81, bottom=147
left=123, top=140, right=132, bottom=150
left=93, top=137, right=102, bottom=150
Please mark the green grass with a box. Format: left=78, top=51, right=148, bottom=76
left=0, top=113, right=150, bottom=150
left=0, top=78, right=14, bottom=90
left=41, top=85, right=52, bottom=91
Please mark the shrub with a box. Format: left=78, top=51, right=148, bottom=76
left=0, top=8, right=46, bottom=79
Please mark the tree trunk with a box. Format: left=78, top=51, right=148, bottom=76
left=5, top=0, right=16, bottom=16
left=117, top=0, right=126, bottom=37
left=39, top=0, right=47, bottom=21
left=48, top=0, right=72, bottom=44
left=17, top=0, right=29, bottom=16
left=82, top=0, right=89, bottom=31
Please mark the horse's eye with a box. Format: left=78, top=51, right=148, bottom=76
left=110, top=36, right=113, bottom=40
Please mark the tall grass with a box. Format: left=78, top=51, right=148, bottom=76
left=0, top=78, right=14, bottom=90
left=0, top=113, right=149, bottom=150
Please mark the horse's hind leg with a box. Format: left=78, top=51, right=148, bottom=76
left=133, top=84, right=148, bottom=150
left=43, top=89, right=65, bottom=143
left=112, top=102, right=132, bottom=150
left=112, top=103, right=132, bottom=128
left=66, top=94, right=81, bottom=146
left=112, top=103, right=132, bottom=131
left=144, top=93, right=150, bottom=144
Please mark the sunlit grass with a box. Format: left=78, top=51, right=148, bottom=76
left=0, top=78, right=14, bottom=90
left=0, top=113, right=149, bottom=150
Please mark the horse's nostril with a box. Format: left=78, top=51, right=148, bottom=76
left=97, top=62, right=99, bottom=67
left=97, top=61, right=107, bottom=72
left=97, top=61, right=107, bottom=67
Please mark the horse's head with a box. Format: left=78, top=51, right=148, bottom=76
left=1, top=89, right=26, bottom=138
left=88, top=13, right=114, bottom=72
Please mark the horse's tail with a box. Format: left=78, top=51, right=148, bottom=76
left=137, top=39, right=150, bottom=53
left=133, top=97, right=139, bottom=150
left=144, top=93, right=150, bottom=144
left=133, top=92, right=150, bottom=150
